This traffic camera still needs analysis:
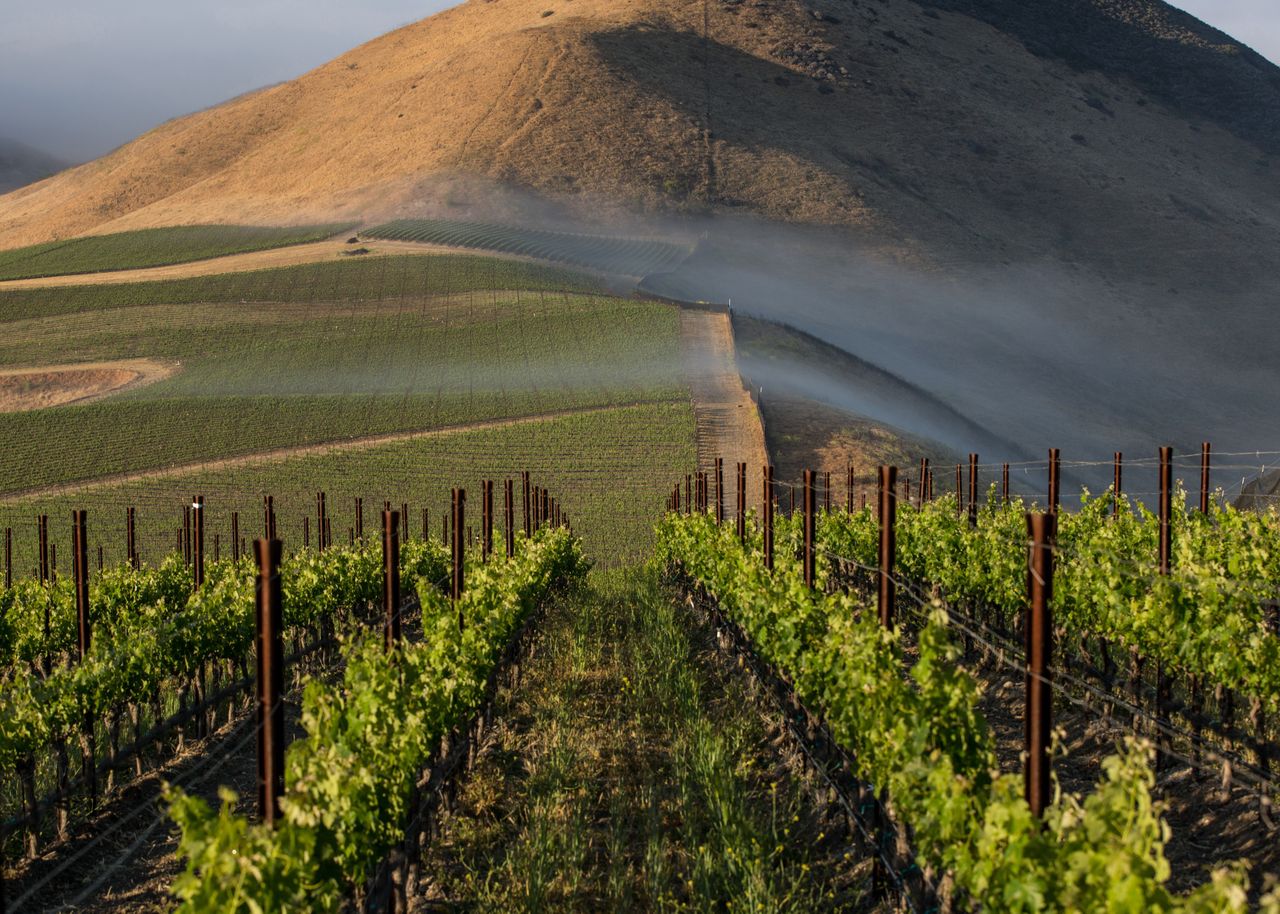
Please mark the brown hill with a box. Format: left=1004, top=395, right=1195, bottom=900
left=3, top=0, right=1279, bottom=475
left=2, top=0, right=1277, bottom=263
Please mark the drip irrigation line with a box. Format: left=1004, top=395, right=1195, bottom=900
left=9, top=696, right=278, bottom=912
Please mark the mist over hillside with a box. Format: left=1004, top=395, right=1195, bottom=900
left=0, top=137, right=65, bottom=194
left=1, top=0, right=1276, bottom=486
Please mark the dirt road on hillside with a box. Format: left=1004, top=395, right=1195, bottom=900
left=679, top=309, right=769, bottom=509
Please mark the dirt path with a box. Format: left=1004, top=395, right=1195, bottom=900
left=678, top=309, right=769, bottom=507
left=416, top=571, right=877, bottom=912
left=0, top=401, right=670, bottom=502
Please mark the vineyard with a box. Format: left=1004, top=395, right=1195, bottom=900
left=0, top=224, right=356, bottom=282
left=362, top=219, right=692, bottom=278
left=1, top=234, right=1277, bottom=910
left=0, top=249, right=696, bottom=558
left=4, top=444, right=1280, bottom=911
left=655, top=451, right=1280, bottom=911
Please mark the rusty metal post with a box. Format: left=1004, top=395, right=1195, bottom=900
left=304, top=517, right=310, bottom=548
left=401, top=503, right=409, bottom=544
left=763, top=465, right=775, bottom=571
left=802, top=470, right=816, bottom=590
left=38, top=515, right=48, bottom=583
left=72, top=512, right=89, bottom=660
left=919, top=458, right=929, bottom=505
left=901, top=475, right=911, bottom=508
left=684, top=473, right=692, bottom=515
left=1159, top=446, right=1172, bottom=575
left=452, top=488, right=466, bottom=619
left=1156, top=447, right=1174, bottom=765
left=255, top=538, right=285, bottom=826
left=541, top=489, right=549, bottom=530
left=1113, top=452, right=1122, bottom=517
left=72, top=510, right=96, bottom=804
left=736, top=462, right=747, bottom=545
left=383, top=510, right=400, bottom=650
left=1025, top=512, right=1054, bottom=818
left=878, top=466, right=897, bottom=629
left=315, top=493, right=324, bottom=552
left=968, top=454, right=978, bottom=527
left=356, top=497, right=364, bottom=540
left=126, top=507, right=137, bottom=569
left=1048, top=449, right=1060, bottom=514
left=422, top=507, right=429, bottom=541
left=231, top=512, right=240, bottom=562
left=1200, top=441, right=1211, bottom=514
left=1002, top=463, right=1010, bottom=505
left=824, top=471, right=831, bottom=513
left=505, top=479, right=515, bottom=558
left=523, top=471, right=532, bottom=537
left=955, top=464, right=963, bottom=516
left=192, top=496, right=205, bottom=587
left=715, top=458, right=725, bottom=524
left=847, top=464, right=855, bottom=513
left=483, top=481, right=494, bottom=560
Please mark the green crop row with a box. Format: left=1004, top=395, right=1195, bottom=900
left=0, top=286, right=684, bottom=494
left=816, top=488, right=1280, bottom=708
left=0, top=252, right=602, bottom=323
left=0, top=224, right=358, bottom=281
left=655, top=512, right=1275, bottom=913
left=0, top=400, right=697, bottom=575
left=364, top=218, right=690, bottom=276
left=166, top=526, right=588, bottom=911
left=0, top=536, right=451, bottom=777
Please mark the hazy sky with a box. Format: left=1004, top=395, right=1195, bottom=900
left=1, top=0, right=1276, bottom=162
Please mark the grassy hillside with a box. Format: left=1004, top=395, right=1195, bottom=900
left=0, top=251, right=697, bottom=566
left=363, top=219, right=691, bottom=276
left=0, top=252, right=600, bottom=322
left=0, top=256, right=682, bottom=495
left=0, top=224, right=356, bottom=281
left=0, top=401, right=694, bottom=570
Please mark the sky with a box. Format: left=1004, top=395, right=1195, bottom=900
left=1, top=0, right=1276, bottom=163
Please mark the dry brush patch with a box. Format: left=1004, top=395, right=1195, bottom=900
left=0, top=359, right=179, bottom=413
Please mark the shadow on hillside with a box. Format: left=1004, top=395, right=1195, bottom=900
left=917, top=0, right=1280, bottom=155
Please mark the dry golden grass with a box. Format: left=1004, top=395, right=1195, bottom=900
left=0, top=0, right=1275, bottom=326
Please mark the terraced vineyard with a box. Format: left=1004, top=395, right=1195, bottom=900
left=363, top=218, right=692, bottom=276
left=0, top=224, right=356, bottom=281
